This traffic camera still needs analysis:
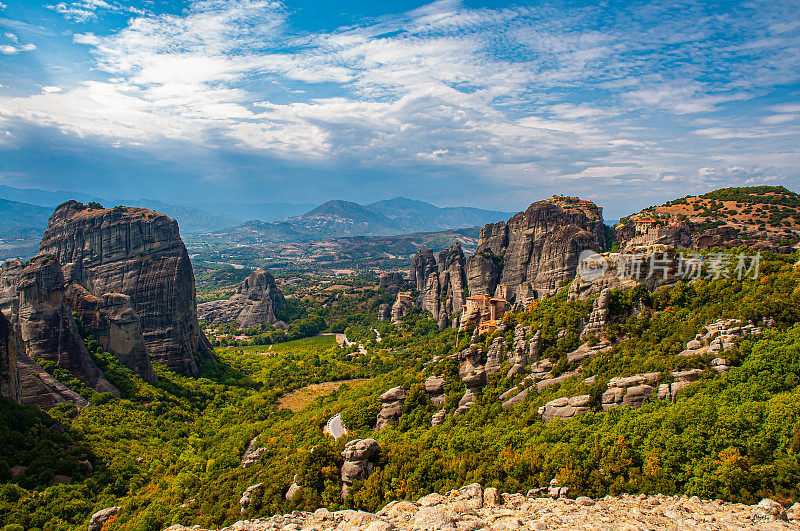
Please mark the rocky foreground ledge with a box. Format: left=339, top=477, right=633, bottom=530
left=166, top=483, right=800, bottom=530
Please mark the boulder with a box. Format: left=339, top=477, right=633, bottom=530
left=88, top=506, right=121, bottom=531
left=538, top=394, right=591, bottom=421
left=376, top=386, right=406, bottom=430
left=424, top=375, right=446, bottom=406
left=341, top=439, right=381, bottom=497
left=239, top=483, right=263, bottom=513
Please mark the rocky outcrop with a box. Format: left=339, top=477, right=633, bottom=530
left=88, top=507, right=121, bottom=531
left=468, top=198, right=606, bottom=304
left=2, top=262, right=87, bottom=408
left=3, top=255, right=118, bottom=398
left=658, top=369, right=705, bottom=401
left=507, top=325, right=531, bottom=378
left=424, top=375, right=445, bottom=407
left=340, top=439, right=380, bottom=497
left=455, top=356, right=486, bottom=415
left=581, top=288, right=611, bottom=338
left=602, top=373, right=659, bottom=410
left=375, top=387, right=405, bottom=430
left=390, top=293, right=414, bottom=326
left=484, top=336, right=506, bottom=375
left=285, top=474, right=301, bottom=500
left=569, top=248, right=680, bottom=301
left=539, top=395, right=591, bottom=421
left=0, top=312, right=20, bottom=402
left=409, top=244, right=467, bottom=328
left=239, top=483, right=263, bottom=513
left=465, top=251, right=501, bottom=297
left=241, top=436, right=267, bottom=468
left=164, top=486, right=800, bottom=531
left=39, top=201, right=212, bottom=377
left=197, top=269, right=286, bottom=329
left=378, top=272, right=406, bottom=294
left=65, top=284, right=156, bottom=383
left=377, top=303, right=391, bottom=321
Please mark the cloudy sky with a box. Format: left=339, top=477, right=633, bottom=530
left=0, top=0, right=798, bottom=217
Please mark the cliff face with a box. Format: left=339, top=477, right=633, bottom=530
left=197, top=269, right=286, bottom=329
left=0, top=311, right=20, bottom=403
left=39, top=201, right=212, bottom=377
left=15, top=256, right=119, bottom=396
left=468, top=198, right=606, bottom=303
left=409, top=244, right=467, bottom=327
left=0, top=255, right=116, bottom=407
left=65, top=283, right=157, bottom=384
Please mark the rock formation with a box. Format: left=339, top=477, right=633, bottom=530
left=241, top=436, right=267, bottom=468
left=375, top=387, right=405, bottom=430
left=378, top=272, right=406, bottom=294
left=455, top=354, right=486, bottom=415
left=197, top=269, right=286, bottom=329
left=0, top=311, right=20, bottom=402
left=377, top=303, right=391, bottom=321
left=468, top=197, right=606, bottom=304
left=424, top=375, right=445, bottom=407
left=88, top=507, right=121, bottom=531
left=407, top=244, right=467, bottom=328
left=65, top=284, right=156, bottom=383
left=39, top=201, right=213, bottom=377
left=568, top=247, right=680, bottom=301
left=484, top=336, right=506, bottom=375
left=5, top=255, right=118, bottom=397
left=507, top=325, right=531, bottom=378
left=390, top=293, right=414, bottom=326
left=581, top=288, right=611, bottom=339
left=602, top=373, right=659, bottom=410
left=163, top=484, right=799, bottom=531
left=340, top=438, right=380, bottom=497
left=539, top=395, right=591, bottom=421
left=239, top=483, right=263, bottom=513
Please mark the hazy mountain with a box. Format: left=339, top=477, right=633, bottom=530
left=194, top=202, right=316, bottom=222
left=205, top=197, right=512, bottom=244
left=0, top=198, right=54, bottom=260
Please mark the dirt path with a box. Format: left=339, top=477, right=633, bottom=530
left=277, top=379, right=370, bottom=412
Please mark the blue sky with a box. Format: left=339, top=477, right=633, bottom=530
left=0, top=0, right=799, bottom=217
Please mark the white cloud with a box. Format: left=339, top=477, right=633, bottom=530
left=41, top=86, right=62, bottom=93
left=0, top=0, right=798, bottom=194
left=0, top=43, right=36, bottom=55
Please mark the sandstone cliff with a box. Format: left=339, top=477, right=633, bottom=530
left=39, top=201, right=213, bottom=377
left=0, top=311, right=20, bottom=402
left=409, top=243, right=467, bottom=327
left=197, top=269, right=286, bottom=329
left=14, top=255, right=119, bottom=396
left=468, top=197, right=606, bottom=304
left=65, top=283, right=157, bottom=383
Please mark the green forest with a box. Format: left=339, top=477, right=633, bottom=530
left=2, top=249, right=800, bottom=530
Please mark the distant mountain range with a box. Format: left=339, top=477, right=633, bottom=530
left=198, top=198, right=512, bottom=245
left=0, top=184, right=510, bottom=259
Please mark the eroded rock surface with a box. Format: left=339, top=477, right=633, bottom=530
left=198, top=269, right=286, bottom=329
left=0, top=311, right=20, bottom=402
left=163, top=485, right=800, bottom=531
left=468, top=198, right=606, bottom=304
left=39, top=201, right=212, bottom=377
left=65, top=283, right=156, bottom=383
left=340, top=438, right=380, bottom=497
left=376, top=387, right=406, bottom=430
left=9, top=255, right=118, bottom=397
